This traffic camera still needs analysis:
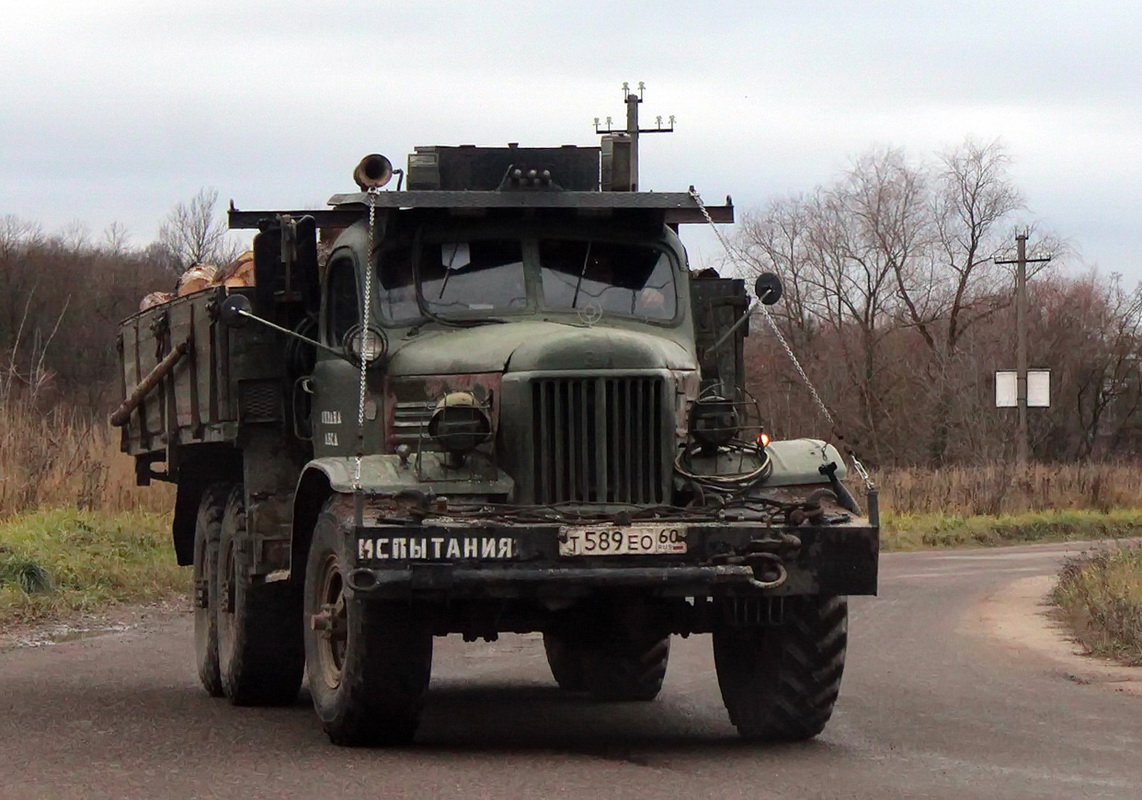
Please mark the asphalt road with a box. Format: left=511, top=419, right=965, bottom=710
left=1, top=542, right=1139, bottom=800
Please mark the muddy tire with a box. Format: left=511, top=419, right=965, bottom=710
left=580, top=635, right=670, bottom=702
left=543, top=632, right=587, bottom=692
left=304, top=507, right=433, bottom=747
left=217, top=486, right=305, bottom=706
left=713, top=595, right=847, bottom=741
left=192, top=483, right=231, bottom=697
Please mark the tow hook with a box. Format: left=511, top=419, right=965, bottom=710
left=707, top=535, right=797, bottom=590
left=744, top=552, right=787, bottom=590
left=787, top=501, right=825, bottom=526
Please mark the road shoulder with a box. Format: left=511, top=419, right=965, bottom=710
left=974, top=575, right=1142, bottom=697
left=0, top=600, right=186, bottom=652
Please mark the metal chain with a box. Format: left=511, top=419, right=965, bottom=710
left=353, top=190, right=378, bottom=491
left=688, top=188, right=875, bottom=492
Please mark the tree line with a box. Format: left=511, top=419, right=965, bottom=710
left=3, top=153, right=1140, bottom=467
left=731, top=139, right=1142, bottom=466
left=0, top=189, right=240, bottom=411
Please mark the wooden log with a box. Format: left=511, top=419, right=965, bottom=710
left=109, top=341, right=190, bottom=428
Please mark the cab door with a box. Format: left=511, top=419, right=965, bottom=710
left=310, top=254, right=373, bottom=458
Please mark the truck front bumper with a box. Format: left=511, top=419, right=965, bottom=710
left=344, top=519, right=878, bottom=600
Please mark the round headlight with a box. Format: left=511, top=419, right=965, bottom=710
left=345, top=325, right=387, bottom=365
left=690, top=395, right=739, bottom=448
left=428, top=392, right=492, bottom=454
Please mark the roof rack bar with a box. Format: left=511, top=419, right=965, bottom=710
left=227, top=208, right=365, bottom=231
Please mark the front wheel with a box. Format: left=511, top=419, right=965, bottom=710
left=713, top=595, right=848, bottom=741
left=304, top=507, right=433, bottom=747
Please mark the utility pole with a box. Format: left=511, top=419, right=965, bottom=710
left=995, top=233, right=1051, bottom=464
left=595, top=82, right=674, bottom=190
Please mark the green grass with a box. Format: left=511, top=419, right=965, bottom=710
left=0, top=508, right=186, bottom=628
left=881, top=509, right=1142, bottom=551
left=1051, top=545, right=1142, bottom=666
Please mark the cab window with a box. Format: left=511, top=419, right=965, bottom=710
left=325, top=257, right=359, bottom=344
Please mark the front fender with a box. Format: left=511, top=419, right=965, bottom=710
left=300, top=453, right=514, bottom=496
left=765, top=439, right=847, bottom=486
left=283, top=453, right=515, bottom=583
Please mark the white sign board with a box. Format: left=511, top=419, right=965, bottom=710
left=1027, top=370, right=1050, bottom=407
left=995, top=370, right=1050, bottom=408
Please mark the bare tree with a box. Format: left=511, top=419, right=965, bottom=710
left=100, top=221, right=132, bottom=255
left=733, top=159, right=915, bottom=461
left=1028, top=272, right=1142, bottom=459
left=733, top=197, right=819, bottom=345
left=59, top=221, right=93, bottom=252
left=0, top=215, right=43, bottom=256
left=157, top=187, right=242, bottom=273
left=729, top=138, right=1067, bottom=465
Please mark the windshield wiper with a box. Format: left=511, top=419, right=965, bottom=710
left=569, top=241, right=592, bottom=309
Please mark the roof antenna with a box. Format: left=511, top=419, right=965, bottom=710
left=594, top=82, right=674, bottom=191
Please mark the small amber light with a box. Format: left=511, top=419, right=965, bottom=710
left=758, top=432, right=771, bottom=447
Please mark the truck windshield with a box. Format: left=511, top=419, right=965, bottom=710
left=537, top=239, right=676, bottom=321
left=375, top=235, right=677, bottom=324
left=376, top=238, right=526, bottom=323
left=419, top=239, right=527, bottom=316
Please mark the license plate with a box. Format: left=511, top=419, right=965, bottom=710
left=558, top=524, right=687, bottom=557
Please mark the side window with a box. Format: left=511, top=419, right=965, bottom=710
left=325, top=257, right=360, bottom=344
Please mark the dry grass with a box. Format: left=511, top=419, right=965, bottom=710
left=1052, top=545, right=1142, bottom=666
left=4, top=392, right=1140, bottom=520
left=874, top=462, right=1142, bottom=516
left=0, top=398, right=172, bottom=518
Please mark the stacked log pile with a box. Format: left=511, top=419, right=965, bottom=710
left=139, top=251, right=255, bottom=311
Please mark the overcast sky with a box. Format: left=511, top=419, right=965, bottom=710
left=2, top=1, right=1139, bottom=281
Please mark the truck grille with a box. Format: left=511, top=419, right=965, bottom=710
left=531, top=377, right=665, bottom=504
left=391, top=400, right=435, bottom=449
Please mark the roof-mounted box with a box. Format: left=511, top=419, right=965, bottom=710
left=407, top=145, right=601, bottom=191
left=601, top=135, right=634, bottom=192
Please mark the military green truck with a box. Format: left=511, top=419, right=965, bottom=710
left=113, top=108, right=878, bottom=747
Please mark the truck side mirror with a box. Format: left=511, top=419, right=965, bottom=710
left=220, top=293, right=253, bottom=328
left=218, top=291, right=350, bottom=362
left=754, top=272, right=783, bottom=305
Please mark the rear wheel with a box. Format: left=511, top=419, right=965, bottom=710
left=580, top=635, right=670, bottom=701
left=542, top=632, right=586, bottom=692
left=713, top=595, right=848, bottom=741
left=304, top=506, right=433, bottom=746
left=217, top=486, right=305, bottom=705
left=545, top=627, right=670, bottom=701
left=192, top=483, right=231, bottom=697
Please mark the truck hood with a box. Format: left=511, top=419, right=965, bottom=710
left=386, top=320, right=696, bottom=375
